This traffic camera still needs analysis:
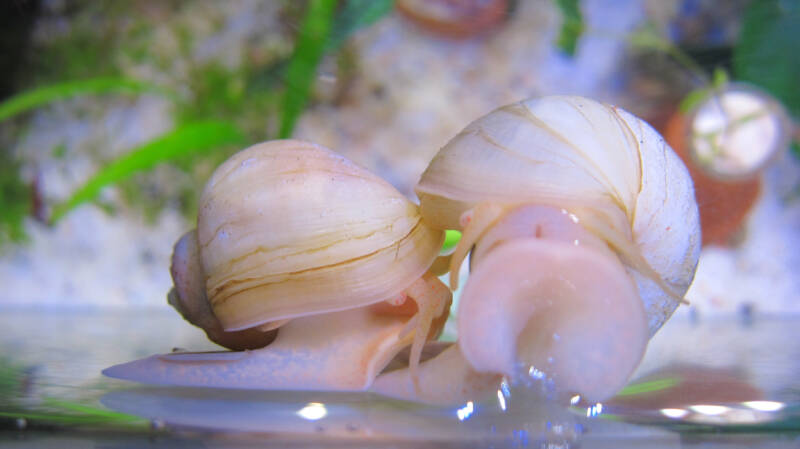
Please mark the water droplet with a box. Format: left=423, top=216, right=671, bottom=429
left=500, top=380, right=511, bottom=398
left=15, top=418, right=27, bottom=430
left=528, top=366, right=545, bottom=380
left=150, top=418, right=165, bottom=430
left=496, top=390, right=507, bottom=411
left=552, top=333, right=561, bottom=341
left=547, top=357, right=554, bottom=364
left=586, top=402, right=604, bottom=418
left=471, top=364, right=579, bottom=448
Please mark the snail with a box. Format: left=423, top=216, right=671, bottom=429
left=105, top=96, right=700, bottom=406
left=403, top=95, right=702, bottom=403
left=104, top=140, right=451, bottom=391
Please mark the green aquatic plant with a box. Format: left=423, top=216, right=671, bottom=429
left=554, top=0, right=584, bottom=56
left=50, top=121, right=245, bottom=223
left=0, top=401, right=146, bottom=429
left=734, top=0, right=799, bottom=158
left=0, top=356, right=144, bottom=430
left=734, top=0, right=800, bottom=119
left=0, top=152, right=30, bottom=245
left=677, top=68, right=729, bottom=114
left=442, top=230, right=462, bottom=252
left=277, top=0, right=395, bottom=139
left=0, top=78, right=173, bottom=123
left=278, top=0, right=338, bottom=138
left=615, top=377, right=680, bottom=397
left=3, top=1, right=396, bottom=232
left=0, top=357, right=24, bottom=399
left=326, top=0, right=395, bottom=53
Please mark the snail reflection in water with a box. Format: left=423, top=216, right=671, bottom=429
left=105, top=96, right=700, bottom=405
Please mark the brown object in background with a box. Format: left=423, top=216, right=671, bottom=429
left=395, top=0, right=509, bottom=38
left=662, top=111, right=761, bottom=247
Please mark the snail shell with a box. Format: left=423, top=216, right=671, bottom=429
left=412, top=95, right=701, bottom=402
left=416, top=95, right=701, bottom=335
left=107, top=140, right=450, bottom=392
left=193, top=139, right=444, bottom=331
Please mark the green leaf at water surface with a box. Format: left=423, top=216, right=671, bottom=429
left=0, top=406, right=146, bottom=428
left=554, top=0, right=584, bottom=56
left=278, top=0, right=338, bottom=139
left=734, top=0, right=800, bottom=119
left=615, top=377, right=680, bottom=397
left=50, top=121, right=246, bottom=224
left=0, top=78, right=174, bottom=123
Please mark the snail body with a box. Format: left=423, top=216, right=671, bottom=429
left=105, top=140, right=451, bottom=391
left=412, top=96, right=701, bottom=402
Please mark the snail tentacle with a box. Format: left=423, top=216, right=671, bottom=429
left=447, top=202, right=509, bottom=289
left=397, top=272, right=452, bottom=391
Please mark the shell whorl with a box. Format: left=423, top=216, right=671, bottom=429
left=415, top=96, right=701, bottom=335
left=198, top=140, right=443, bottom=331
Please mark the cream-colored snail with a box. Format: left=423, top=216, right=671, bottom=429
left=104, top=140, right=451, bottom=391
left=397, top=95, right=700, bottom=403
left=105, top=96, right=700, bottom=406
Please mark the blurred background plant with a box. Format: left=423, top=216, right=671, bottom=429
left=1, top=0, right=797, bottom=246
left=0, top=0, right=393, bottom=245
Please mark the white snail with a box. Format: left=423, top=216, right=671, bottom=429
left=397, top=95, right=701, bottom=402
left=104, top=140, right=451, bottom=391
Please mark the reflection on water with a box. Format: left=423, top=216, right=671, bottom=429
left=0, top=308, right=799, bottom=447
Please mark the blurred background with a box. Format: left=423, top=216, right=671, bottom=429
left=0, top=0, right=799, bottom=441
left=0, top=0, right=797, bottom=315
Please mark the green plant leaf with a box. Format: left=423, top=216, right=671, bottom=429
left=0, top=357, right=24, bottom=400
left=41, top=399, right=144, bottom=424
left=326, top=0, right=395, bottom=52
left=278, top=0, right=338, bottom=139
left=0, top=408, right=145, bottom=427
left=554, top=0, right=584, bottom=56
left=50, top=121, right=245, bottom=223
left=616, top=377, right=680, bottom=397
left=0, top=78, right=174, bottom=122
left=443, top=230, right=462, bottom=252
left=0, top=152, right=31, bottom=246
left=679, top=87, right=711, bottom=114
left=734, top=0, right=800, bottom=119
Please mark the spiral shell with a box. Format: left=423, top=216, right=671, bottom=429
left=198, top=140, right=444, bottom=331
left=416, top=95, right=701, bottom=334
